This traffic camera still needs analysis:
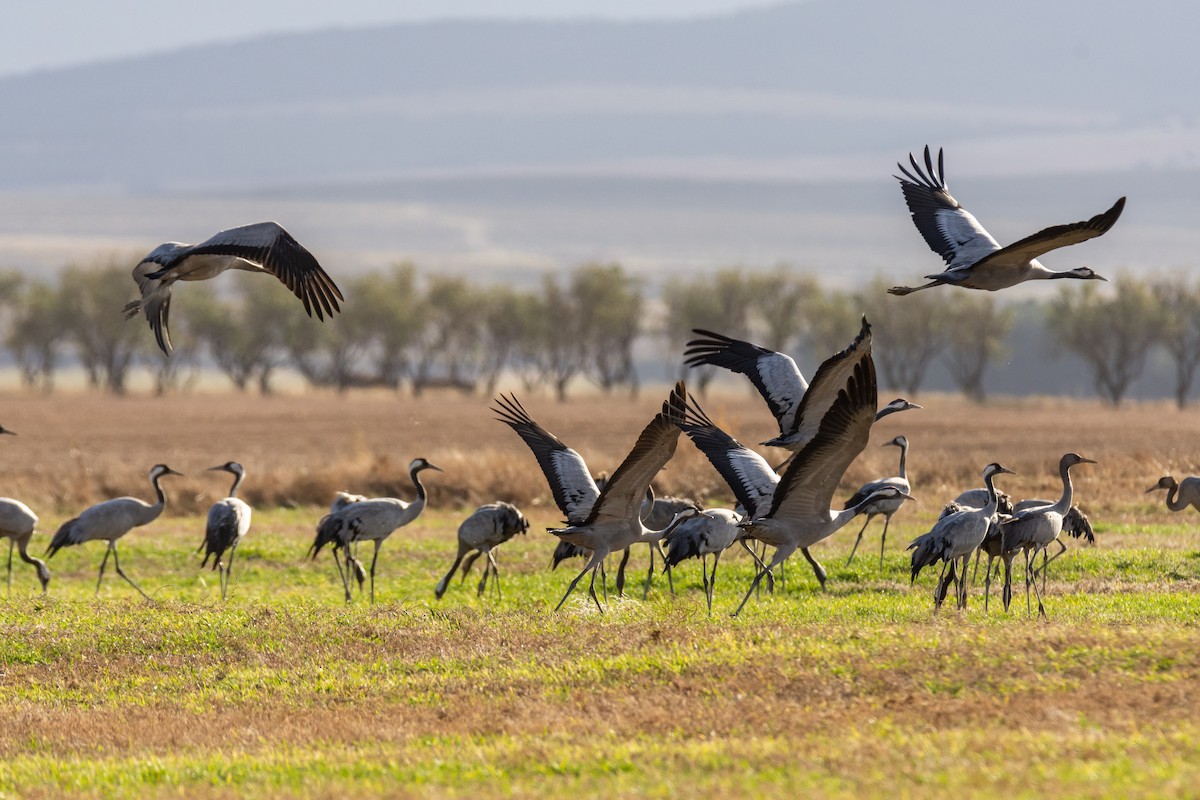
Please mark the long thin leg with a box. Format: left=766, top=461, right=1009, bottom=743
left=95, top=545, right=113, bottom=595
left=878, top=515, right=892, bottom=570
left=733, top=566, right=771, bottom=617
left=1002, top=553, right=1014, bottom=612
left=1029, top=548, right=1047, bottom=617
left=983, top=554, right=996, bottom=612
left=459, top=551, right=482, bottom=582
left=6, top=539, right=12, bottom=592
left=800, top=548, right=826, bottom=591
left=616, top=547, right=631, bottom=597
left=587, top=565, right=603, bottom=613
left=368, top=540, right=382, bottom=605
left=708, top=552, right=722, bottom=614
left=476, top=556, right=490, bottom=598
left=972, top=547, right=982, bottom=584
left=845, top=516, right=871, bottom=566
left=557, top=559, right=598, bottom=611
left=487, top=550, right=502, bottom=601
left=958, top=554, right=970, bottom=609
left=658, top=541, right=675, bottom=596
left=1023, top=549, right=1034, bottom=616
left=111, top=544, right=152, bottom=601
left=642, top=542, right=656, bottom=600
left=436, top=548, right=467, bottom=600
left=223, top=547, right=237, bottom=601
left=600, top=559, right=609, bottom=604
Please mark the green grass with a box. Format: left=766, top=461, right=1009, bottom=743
left=2, top=507, right=1199, bottom=798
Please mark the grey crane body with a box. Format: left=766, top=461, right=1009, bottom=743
left=909, top=463, right=1015, bottom=610
left=843, top=435, right=913, bottom=567
left=890, top=146, right=1124, bottom=296
left=310, top=458, right=442, bottom=603
left=47, top=464, right=183, bottom=600
left=494, top=383, right=694, bottom=613
left=1, top=497, right=48, bottom=594
left=200, top=462, right=252, bottom=601
left=664, top=507, right=742, bottom=612
left=1000, top=453, right=1096, bottom=617
left=124, top=221, right=344, bottom=355
left=435, top=501, right=529, bottom=600
left=1147, top=475, right=1200, bottom=513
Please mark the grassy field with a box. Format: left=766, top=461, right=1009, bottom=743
left=2, top=389, right=1199, bottom=798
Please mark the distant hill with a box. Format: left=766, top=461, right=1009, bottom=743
left=1, top=0, right=1197, bottom=192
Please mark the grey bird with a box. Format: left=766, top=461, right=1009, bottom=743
left=435, top=501, right=529, bottom=601
left=1000, top=453, right=1097, bottom=617
left=0, top=425, right=49, bottom=594
left=199, top=461, right=252, bottom=601
left=124, top=221, right=343, bottom=355
left=891, top=146, right=1124, bottom=296
left=843, top=434, right=914, bottom=568
left=663, top=507, right=742, bottom=613
left=309, top=458, right=442, bottom=604
left=47, top=464, right=184, bottom=600
left=1146, top=475, right=1200, bottom=514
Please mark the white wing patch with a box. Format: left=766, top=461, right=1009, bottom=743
left=550, top=449, right=599, bottom=522
left=936, top=207, right=1002, bottom=271
left=757, top=353, right=807, bottom=432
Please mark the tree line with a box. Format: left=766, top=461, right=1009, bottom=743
left=2, top=258, right=1196, bottom=407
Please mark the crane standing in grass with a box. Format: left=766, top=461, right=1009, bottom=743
left=309, top=458, right=442, bottom=604
left=1146, top=475, right=1200, bottom=514
left=843, top=434, right=913, bottom=568
left=47, top=464, right=184, bottom=600
left=435, top=501, right=530, bottom=601
left=199, top=461, right=252, bottom=601
left=1, top=425, right=49, bottom=594
left=663, top=507, right=741, bottom=613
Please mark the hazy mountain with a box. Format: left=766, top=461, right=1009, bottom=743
left=2, top=0, right=1196, bottom=192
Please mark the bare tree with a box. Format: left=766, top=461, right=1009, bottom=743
left=479, top=284, right=539, bottom=396
left=189, top=277, right=294, bottom=393
left=1151, top=276, right=1200, bottom=409
left=354, top=264, right=427, bottom=389
left=571, top=263, right=643, bottom=396
left=413, top=275, right=484, bottom=395
left=751, top=266, right=817, bottom=352
left=859, top=276, right=946, bottom=396
left=665, top=268, right=759, bottom=391
left=1049, top=277, right=1162, bottom=406
left=942, top=294, right=1014, bottom=402
left=5, top=280, right=71, bottom=392
left=62, top=258, right=147, bottom=394
left=803, top=285, right=863, bottom=360
left=531, top=274, right=582, bottom=402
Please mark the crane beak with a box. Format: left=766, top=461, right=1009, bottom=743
left=1080, top=457, right=1098, bottom=465
left=165, top=468, right=185, bottom=477
left=1145, top=485, right=1161, bottom=494
left=426, top=463, right=444, bottom=473
left=0, top=427, right=15, bottom=436
left=206, top=465, right=226, bottom=472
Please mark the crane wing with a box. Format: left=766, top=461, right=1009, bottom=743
left=684, top=330, right=808, bottom=434
left=767, top=354, right=878, bottom=522
left=896, top=146, right=1002, bottom=271
left=584, top=382, right=687, bottom=526
left=493, top=394, right=599, bottom=524
left=767, top=316, right=871, bottom=450
left=185, top=222, right=344, bottom=320
left=677, top=391, right=779, bottom=519
left=961, top=196, right=1126, bottom=274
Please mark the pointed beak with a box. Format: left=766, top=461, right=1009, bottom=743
left=1080, top=457, right=1098, bottom=465
left=166, top=468, right=185, bottom=477
left=998, top=467, right=1017, bottom=476
left=207, top=465, right=226, bottom=472
left=426, top=463, right=444, bottom=473
left=0, top=428, right=15, bottom=436
left=1145, top=485, right=1161, bottom=494
left=1095, top=274, right=1108, bottom=281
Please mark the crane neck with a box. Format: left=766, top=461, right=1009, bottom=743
left=15, top=535, right=50, bottom=588
left=896, top=441, right=908, bottom=480
left=981, top=470, right=1004, bottom=517
left=149, top=472, right=170, bottom=509
left=1164, top=481, right=1187, bottom=512
left=641, top=507, right=695, bottom=543
left=409, top=465, right=430, bottom=504
left=228, top=470, right=245, bottom=498
left=1051, top=460, right=1078, bottom=515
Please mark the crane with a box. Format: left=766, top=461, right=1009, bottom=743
left=435, top=501, right=529, bottom=600
left=890, top=146, right=1124, bottom=296
left=663, top=507, right=741, bottom=613
left=124, top=221, right=344, bottom=355
left=1000, top=453, right=1097, bottom=617
left=46, top=464, right=184, bottom=600
left=1146, top=475, right=1200, bottom=513
left=909, top=462, right=1015, bottom=610
left=309, top=458, right=442, bottom=603
left=1, top=425, right=49, bottom=594
left=843, top=434, right=913, bottom=567
left=199, top=461, right=252, bottom=601
left=494, top=382, right=700, bottom=613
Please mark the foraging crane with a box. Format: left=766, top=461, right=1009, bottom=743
left=1000, top=453, right=1097, bottom=617
left=891, top=146, right=1124, bottom=295
left=909, top=462, right=1015, bottom=610
left=947, top=487, right=1017, bottom=612
left=1146, top=475, right=1200, bottom=513
left=435, top=501, right=529, bottom=601
left=330, top=491, right=367, bottom=513
left=679, top=359, right=913, bottom=616
left=663, top=507, right=741, bottom=613
left=494, top=383, right=700, bottom=613
left=2, top=498, right=48, bottom=595
left=309, top=457, right=442, bottom=603
left=843, top=434, right=913, bottom=568
left=199, top=461, right=252, bottom=601
left=0, top=425, right=49, bottom=594
left=124, top=221, right=344, bottom=355
left=46, top=464, right=184, bottom=600
left=684, top=319, right=920, bottom=452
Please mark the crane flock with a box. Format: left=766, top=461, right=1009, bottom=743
left=2, top=143, right=1186, bottom=619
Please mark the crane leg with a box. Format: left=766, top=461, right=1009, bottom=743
left=95, top=545, right=113, bottom=595
left=459, top=551, right=482, bottom=583
left=1023, top=549, right=1034, bottom=616
left=435, top=548, right=467, bottom=600
left=732, top=566, right=770, bottom=617
left=642, top=542, right=656, bottom=600
left=487, top=550, right=501, bottom=601
left=958, top=554, right=970, bottom=609
left=933, top=560, right=952, bottom=609
left=1002, top=554, right=1014, bottom=613
left=331, top=548, right=351, bottom=602
left=879, top=515, right=892, bottom=570
left=223, top=546, right=237, bottom=601
left=600, top=559, right=609, bottom=604
left=845, top=516, right=871, bottom=566
left=1029, top=550, right=1048, bottom=618
left=476, top=557, right=490, bottom=598
left=368, top=541, right=383, bottom=605
left=659, top=541, right=675, bottom=596
left=983, top=554, right=996, bottom=612
left=110, top=544, right=152, bottom=602
left=741, top=540, right=774, bottom=594
left=587, top=566, right=604, bottom=614
left=6, top=539, right=12, bottom=592
left=800, top=547, right=826, bottom=592
left=708, top=552, right=722, bottom=614
left=557, top=559, right=597, bottom=611
left=616, top=547, right=631, bottom=597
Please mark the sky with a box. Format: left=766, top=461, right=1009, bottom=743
left=5, top=0, right=786, bottom=77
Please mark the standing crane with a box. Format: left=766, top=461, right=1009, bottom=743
left=46, top=464, right=184, bottom=600
left=891, top=146, right=1124, bottom=295
left=909, top=462, right=1015, bottom=610
left=1146, top=475, right=1200, bottom=513
left=435, top=501, right=529, bottom=600
left=843, top=434, right=913, bottom=567
left=124, top=221, right=344, bottom=355
left=199, top=461, right=252, bottom=601
left=494, top=383, right=700, bottom=613
left=309, top=458, right=442, bottom=604
left=1000, top=453, right=1097, bottom=617
left=1, top=425, right=49, bottom=594
left=679, top=356, right=912, bottom=616
left=663, top=507, right=741, bottom=613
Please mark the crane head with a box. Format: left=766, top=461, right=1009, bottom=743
left=1146, top=476, right=1176, bottom=493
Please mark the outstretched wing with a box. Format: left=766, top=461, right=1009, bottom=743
left=966, top=196, right=1125, bottom=273
left=767, top=353, right=878, bottom=521
left=896, top=145, right=1002, bottom=271
left=585, top=382, right=687, bottom=525
left=677, top=391, right=780, bottom=519
left=186, top=222, right=344, bottom=319
left=684, top=330, right=807, bottom=435
left=493, top=394, right=599, bottom=524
